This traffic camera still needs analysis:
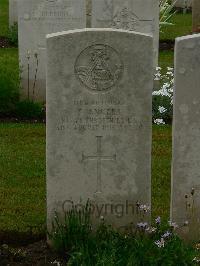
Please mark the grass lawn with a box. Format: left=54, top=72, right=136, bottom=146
left=0, top=124, right=172, bottom=239
left=0, top=48, right=19, bottom=76
left=0, top=123, right=46, bottom=239
left=160, top=13, right=192, bottom=41
left=159, top=50, right=174, bottom=69
left=0, top=48, right=20, bottom=115
left=0, top=0, right=9, bottom=37
left=152, top=125, right=172, bottom=221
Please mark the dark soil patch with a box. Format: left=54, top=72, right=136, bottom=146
left=0, top=37, right=15, bottom=48
left=0, top=240, right=67, bottom=266
left=0, top=116, right=45, bottom=123
left=0, top=230, right=45, bottom=247
left=159, top=40, right=175, bottom=51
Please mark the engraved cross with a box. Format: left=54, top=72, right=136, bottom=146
left=82, top=136, right=116, bottom=193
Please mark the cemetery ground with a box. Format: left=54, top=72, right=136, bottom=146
left=0, top=124, right=171, bottom=237
left=0, top=124, right=187, bottom=265
left=0, top=125, right=198, bottom=264
left=0, top=1, right=200, bottom=265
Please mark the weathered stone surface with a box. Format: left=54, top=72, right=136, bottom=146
left=86, top=0, right=92, bottom=27
left=9, top=0, right=18, bottom=26
left=46, top=29, right=153, bottom=230
left=18, top=0, right=86, bottom=102
left=193, top=0, right=200, bottom=32
left=171, top=34, right=200, bottom=242
left=91, top=0, right=159, bottom=66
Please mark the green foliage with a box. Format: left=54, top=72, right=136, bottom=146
left=49, top=208, right=197, bottom=266
left=159, top=51, right=174, bottom=70
left=0, top=0, right=9, bottom=37
left=0, top=49, right=45, bottom=120
left=153, top=66, right=174, bottom=125
left=48, top=202, right=92, bottom=255
left=0, top=77, right=19, bottom=115
left=15, top=100, right=45, bottom=119
left=160, top=13, right=192, bottom=41
left=0, top=48, right=20, bottom=116
left=0, top=123, right=45, bottom=239
left=159, top=0, right=177, bottom=30
left=8, top=23, right=18, bottom=47
left=152, top=125, right=172, bottom=221
left=152, top=94, right=173, bottom=124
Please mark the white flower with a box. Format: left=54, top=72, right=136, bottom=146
left=146, top=227, right=157, bottom=233
left=155, top=238, right=165, bottom=248
left=158, top=106, right=167, bottom=114
left=100, top=216, right=104, bottom=221
left=154, top=119, right=165, bottom=125
left=166, top=71, right=173, bottom=76
left=154, top=76, right=161, bottom=81
left=51, top=260, right=61, bottom=266
left=167, top=67, right=174, bottom=71
left=192, top=257, right=200, bottom=263
left=137, top=222, right=148, bottom=229
left=162, top=231, right=172, bottom=239
left=155, top=216, right=161, bottom=224
left=168, top=221, right=179, bottom=229
left=152, top=90, right=161, bottom=96
left=26, top=50, right=31, bottom=59
left=139, top=204, right=151, bottom=212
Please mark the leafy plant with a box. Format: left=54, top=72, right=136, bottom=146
left=48, top=203, right=198, bottom=265
left=0, top=67, right=20, bottom=116
left=15, top=100, right=45, bottom=119
left=8, top=23, right=18, bottom=47
left=48, top=201, right=92, bottom=256
left=153, top=66, right=174, bottom=125
left=159, top=0, right=177, bottom=31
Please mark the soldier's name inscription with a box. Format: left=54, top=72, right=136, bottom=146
left=56, top=97, right=144, bottom=132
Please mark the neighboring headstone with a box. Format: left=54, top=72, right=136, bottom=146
left=86, top=0, right=92, bottom=27
left=91, top=0, right=159, bottom=67
left=9, top=0, right=18, bottom=26
left=192, top=0, right=200, bottom=32
left=173, top=0, right=192, bottom=9
left=46, top=29, right=153, bottom=230
left=18, top=0, right=86, bottom=102
left=171, top=34, right=200, bottom=242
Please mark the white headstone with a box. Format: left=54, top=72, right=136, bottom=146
left=192, top=0, right=200, bottom=32
left=46, top=28, right=153, bottom=230
left=173, top=0, right=192, bottom=9
left=18, top=0, right=86, bottom=102
left=171, top=34, right=200, bottom=242
left=91, top=0, right=159, bottom=67
left=9, top=0, right=18, bottom=26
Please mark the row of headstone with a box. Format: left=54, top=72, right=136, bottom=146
left=171, top=33, right=200, bottom=242
left=18, top=0, right=86, bottom=101
left=173, top=0, right=192, bottom=9
left=46, top=29, right=200, bottom=241
left=9, top=0, right=18, bottom=26
left=192, top=0, right=200, bottom=32
left=173, top=0, right=200, bottom=33
left=14, top=0, right=159, bottom=102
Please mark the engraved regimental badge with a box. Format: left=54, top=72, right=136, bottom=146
left=112, top=7, right=139, bottom=31
left=75, top=44, right=123, bottom=92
